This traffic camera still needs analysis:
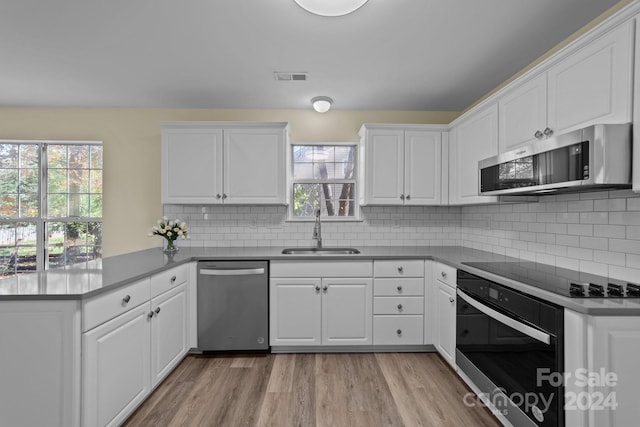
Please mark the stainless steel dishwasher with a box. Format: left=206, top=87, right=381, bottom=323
left=197, top=260, right=269, bottom=352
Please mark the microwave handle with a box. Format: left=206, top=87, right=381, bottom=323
left=457, top=289, right=551, bottom=345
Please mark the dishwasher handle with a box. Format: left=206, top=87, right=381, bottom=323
left=199, top=268, right=265, bottom=276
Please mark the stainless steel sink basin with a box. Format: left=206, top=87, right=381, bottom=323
left=281, top=247, right=361, bottom=255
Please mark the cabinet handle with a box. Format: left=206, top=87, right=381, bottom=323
left=397, top=266, right=404, bottom=273
left=148, top=311, right=155, bottom=318
left=400, top=194, right=405, bottom=200
left=396, top=329, right=402, bottom=336
left=449, top=297, right=455, bottom=304
left=406, top=195, right=411, bottom=200
left=534, top=130, right=544, bottom=139
left=222, top=193, right=228, bottom=199
left=543, top=127, right=553, bottom=137
left=170, top=275, right=176, bottom=284
left=441, top=271, right=447, bottom=279
left=216, top=194, right=222, bottom=199
left=397, top=304, right=403, bottom=311
left=122, top=295, right=131, bottom=304
left=397, top=285, right=403, bottom=292
left=315, top=285, right=321, bottom=292
left=322, top=286, right=328, bottom=292
left=155, top=307, right=161, bottom=315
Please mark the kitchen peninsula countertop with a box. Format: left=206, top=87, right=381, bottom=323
left=2, top=245, right=640, bottom=315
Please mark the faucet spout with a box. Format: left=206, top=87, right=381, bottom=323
left=312, top=208, right=322, bottom=248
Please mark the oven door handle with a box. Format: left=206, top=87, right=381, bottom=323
left=457, top=289, right=551, bottom=345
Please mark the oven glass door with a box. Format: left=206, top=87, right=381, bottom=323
left=457, top=289, right=561, bottom=427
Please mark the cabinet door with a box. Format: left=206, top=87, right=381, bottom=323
left=82, top=304, right=151, bottom=427
left=498, top=73, right=547, bottom=152
left=404, top=131, right=442, bottom=205
left=433, top=280, right=456, bottom=368
left=364, top=129, right=405, bottom=205
left=150, top=284, right=188, bottom=387
left=223, top=127, right=286, bottom=204
left=322, top=278, right=372, bottom=345
left=161, top=126, right=223, bottom=204
left=449, top=103, right=499, bottom=205
left=547, top=21, right=633, bottom=135
left=270, top=278, right=322, bottom=346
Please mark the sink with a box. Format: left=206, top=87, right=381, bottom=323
left=281, top=247, right=361, bottom=255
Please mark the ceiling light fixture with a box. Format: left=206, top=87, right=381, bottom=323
left=293, top=0, right=369, bottom=17
left=311, top=96, right=333, bottom=113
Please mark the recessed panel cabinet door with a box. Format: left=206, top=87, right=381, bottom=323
left=82, top=304, right=151, bottom=427
left=404, top=130, right=441, bottom=205
left=365, top=129, right=405, bottom=204
left=162, top=127, right=223, bottom=204
left=433, top=280, right=456, bottom=369
left=322, top=278, right=372, bottom=345
left=224, top=128, right=285, bottom=204
left=150, top=284, right=187, bottom=387
left=270, top=278, right=322, bottom=346
left=547, top=20, right=633, bottom=135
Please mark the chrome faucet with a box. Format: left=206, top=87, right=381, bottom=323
left=312, top=208, right=322, bottom=248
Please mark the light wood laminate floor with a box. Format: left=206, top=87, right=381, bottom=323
left=123, top=352, right=501, bottom=427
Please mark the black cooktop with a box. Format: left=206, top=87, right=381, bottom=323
left=461, top=261, right=640, bottom=298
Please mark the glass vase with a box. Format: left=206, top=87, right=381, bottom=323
left=164, top=239, right=178, bottom=255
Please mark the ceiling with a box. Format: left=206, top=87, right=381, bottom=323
left=0, top=0, right=623, bottom=111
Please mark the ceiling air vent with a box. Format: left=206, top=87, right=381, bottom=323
left=274, top=72, right=308, bottom=81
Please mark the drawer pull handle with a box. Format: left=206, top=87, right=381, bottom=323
left=449, top=297, right=455, bottom=304
left=397, top=285, right=403, bottom=292
left=155, top=307, right=161, bottom=315
left=397, top=304, right=403, bottom=311
left=315, top=285, right=321, bottom=292
left=170, top=275, right=177, bottom=284
left=322, top=286, right=328, bottom=292
left=441, top=271, right=447, bottom=279
left=122, top=295, right=131, bottom=304
left=397, top=266, right=403, bottom=273
left=148, top=311, right=155, bottom=318
left=396, top=329, right=402, bottom=336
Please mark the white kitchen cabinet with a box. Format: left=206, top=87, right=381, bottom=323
left=82, top=304, right=151, bottom=427
left=633, top=14, right=640, bottom=193
left=498, top=20, right=633, bottom=154
left=432, top=263, right=457, bottom=369
left=161, top=122, right=288, bottom=204
left=82, top=265, right=190, bottom=426
left=448, top=103, right=499, bottom=205
left=360, top=125, right=444, bottom=205
left=564, top=310, right=640, bottom=427
left=150, top=283, right=188, bottom=386
left=372, top=259, right=426, bottom=345
left=270, top=261, right=373, bottom=347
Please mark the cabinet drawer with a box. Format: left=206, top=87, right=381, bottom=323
left=82, top=278, right=151, bottom=332
left=151, top=264, right=188, bottom=298
left=373, top=315, right=423, bottom=345
left=434, top=262, right=456, bottom=288
left=374, top=260, right=424, bottom=277
left=271, top=261, right=372, bottom=278
left=374, top=278, right=424, bottom=296
left=374, top=297, right=424, bottom=315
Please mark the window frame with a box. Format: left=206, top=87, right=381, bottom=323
left=0, top=139, right=103, bottom=276
left=288, top=141, right=361, bottom=222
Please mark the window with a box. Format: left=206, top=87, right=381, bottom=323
left=0, top=141, right=102, bottom=277
left=290, top=144, right=358, bottom=220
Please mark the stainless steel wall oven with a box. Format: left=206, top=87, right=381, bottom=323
left=456, top=270, right=564, bottom=427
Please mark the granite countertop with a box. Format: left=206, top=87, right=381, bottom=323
left=2, top=245, right=640, bottom=315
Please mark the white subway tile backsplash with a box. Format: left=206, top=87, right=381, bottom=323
left=567, top=200, right=593, bottom=212
left=567, top=224, right=593, bottom=236
left=593, top=225, right=625, bottom=239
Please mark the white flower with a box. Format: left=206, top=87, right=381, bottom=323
left=162, top=216, right=168, bottom=221
left=178, top=230, right=183, bottom=236
left=180, top=222, right=187, bottom=230
left=147, top=232, right=153, bottom=236
left=175, top=219, right=182, bottom=224
left=152, top=226, right=159, bottom=231
left=167, top=231, right=172, bottom=237
left=159, top=228, right=165, bottom=234
left=174, top=227, right=180, bottom=232
left=157, top=220, right=162, bottom=225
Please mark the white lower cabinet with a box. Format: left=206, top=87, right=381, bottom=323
left=270, top=261, right=373, bottom=347
left=432, top=263, right=457, bottom=368
left=82, top=266, right=189, bottom=426
left=82, top=304, right=151, bottom=427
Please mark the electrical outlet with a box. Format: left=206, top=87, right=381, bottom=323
left=392, top=215, right=402, bottom=228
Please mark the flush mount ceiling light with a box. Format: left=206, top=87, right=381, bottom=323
left=293, top=0, right=369, bottom=17
left=311, top=96, right=333, bottom=113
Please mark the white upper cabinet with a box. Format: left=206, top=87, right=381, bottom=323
left=634, top=15, right=640, bottom=193
left=161, top=122, right=288, bottom=204
left=449, top=103, right=499, bottom=205
left=360, top=125, right=443, bottom=205
left=498, top=73, right=547, bottom=152
left=498, top=20, right=633, bottom=153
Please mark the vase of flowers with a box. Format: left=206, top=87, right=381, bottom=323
left=149, top=216, right=189, bottom=254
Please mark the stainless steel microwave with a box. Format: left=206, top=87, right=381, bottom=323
left=479, top=123, right=632, bottom=196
